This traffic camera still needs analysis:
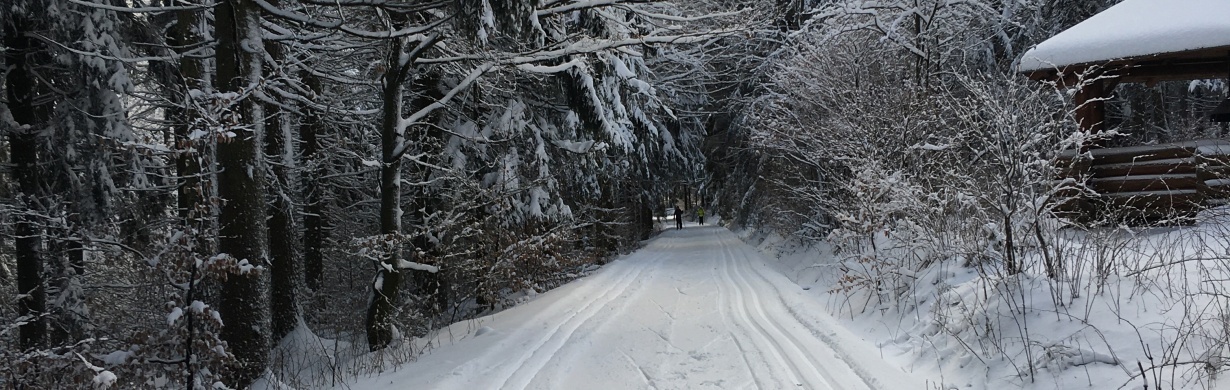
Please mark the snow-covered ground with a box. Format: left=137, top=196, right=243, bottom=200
left=270, top=213, right=1230, bottom=390
left=336, top=222, right=926, bottom=390
left=737, top=215, right=1230, bottom=390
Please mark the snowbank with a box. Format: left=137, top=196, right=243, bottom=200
left=735, top=213, right=1230, bottom=389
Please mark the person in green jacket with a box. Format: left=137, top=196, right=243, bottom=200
left=697, top=207, right=705, bottom=225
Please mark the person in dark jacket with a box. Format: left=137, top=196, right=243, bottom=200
left=674, top=207, right=684, bottom=229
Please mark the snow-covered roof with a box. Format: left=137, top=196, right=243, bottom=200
left=1018, top=0, right=1230, bottom=73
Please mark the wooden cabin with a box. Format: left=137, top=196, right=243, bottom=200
left=1018, top=0, right=1230, bottom=224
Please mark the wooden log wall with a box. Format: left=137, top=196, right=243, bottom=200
left=1053, top=139, right=1230, bottom=225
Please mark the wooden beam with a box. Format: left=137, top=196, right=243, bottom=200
left=1024, top=45, right=1230, bottom=82
left=1118, top=60, right=1230, bottom=84
left=1074, top=78, right=1106, bottom=149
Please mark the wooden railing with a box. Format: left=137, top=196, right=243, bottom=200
left=1053, top=139, right=1230, bottom=225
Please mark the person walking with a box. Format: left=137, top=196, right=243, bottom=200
left=674, top=206, right=684, bottom=229
left=697, top=207, right=705, bottom=225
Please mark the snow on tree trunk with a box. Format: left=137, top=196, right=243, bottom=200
left=214, top=0, right=271, bottom=385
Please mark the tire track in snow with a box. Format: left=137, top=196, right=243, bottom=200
left=495, top=246, right=668, bottom=390
left=718, top=229, right=843, bottom=390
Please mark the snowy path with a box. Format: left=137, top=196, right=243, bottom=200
left=348, top=225, right=922, bottom=390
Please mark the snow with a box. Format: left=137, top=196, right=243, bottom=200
left=1089, top=173, right=1196, bottom=182
left=1197, top=140, right=1230, bottom=156
left=100, top=350, right=131, bottom=365
left=528, top=187, right=548, bottom=218
left=121, top=141, right=171, bottom=153
left=395, top=259, right=440, bottom=273
left=1018, top=0, right=1230, bottom=72
left=340, top=224, right=923, bottom=389
left=257, top=317, right=361, bottom=388
left=911, top=142, right=951, bottom=151
left=317, top=211, right=1230, bottom=390
left=552, top=139, right=599, bottom=153
left=92, top=371, right=117, bottom=388
left=1100, top=140, right=1230, bottom=157
left=1093, top=157, right=1194, bottom=171
left=1207, top=178, right=1230, bottom=187
left=475, top=326, right=495, bottom=336
left=1055, top=139, right=1230, bottom=160
left=1034, top=344, right=1118, bottom=370
left=167, top=307, right=184, bottom=326
left=1105, top=188, right=1198, bottom=197
left=516, top=59, right=584, bottom=74
left=236, top=259, right=256, bottom=274
left=738, top=207, right=1230, bottom=390
left=479, top=0, right=495, bottom=44
left=607, top=53, right=637, bottom=79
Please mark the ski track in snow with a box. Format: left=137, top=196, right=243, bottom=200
left=716, top=229, right=840, bottom=389
left=433, top=246, right=668, bottom=390
left=350, top=225, right=908, bottom=390
left=500, top=247, right=669, bottom=390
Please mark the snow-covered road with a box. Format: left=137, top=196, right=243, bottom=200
left=348, top=224, right=923, bottom=390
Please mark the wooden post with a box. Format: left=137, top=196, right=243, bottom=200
left=1068, top=75, right=1108, bottom=222
left=1074, top=78, right=1106, bottom=151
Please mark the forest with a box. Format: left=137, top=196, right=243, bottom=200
left=2, top=0, right=1227, bottom=388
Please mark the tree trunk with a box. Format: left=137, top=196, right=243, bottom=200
left=215, top=0, right=270, bottom=385
left=171, top=3, right=206, bottom=225
left=366, top=30, right=442, bottom=349
left=263, top=14, right=299, bottom=342
left=684, top=187, right=692, bottom=211
left=301, top=71, right=326, bottom=293
left=265, top=94, right=298, bottom=343
left=5, top=14, right=50, bottom=352
left=406, top=73, right=446, bottom=318
left=166, top=3, right=210, bottom=385
left=367, top=36, right=407, bottom=351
